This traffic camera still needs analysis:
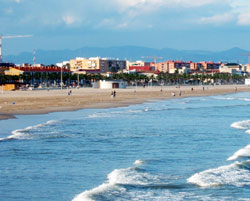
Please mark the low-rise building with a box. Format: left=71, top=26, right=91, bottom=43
left=93, top=80, right=127, bottom=89
left=4, top=67, right=24, bottom=76
left=0, top=62, right=15, bottom=74
left=129, top=66, right=155, bottom=72
left=219, top=63, right=243, bottom=74
left=127, top=60, right=151, bottom=69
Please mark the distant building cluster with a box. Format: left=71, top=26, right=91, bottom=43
left=0, top=56, right=250, bottom=90
left=0, top=57, right=249, bottom=77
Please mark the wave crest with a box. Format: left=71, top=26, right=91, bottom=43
left=0, top=120, right=59, bottom=141
left=227, top=144, right=250, bottom=161
left=187, top=161, right=250, bottom=188
left=231, top=120, right=250, bottom=130
left=72, top=163, right=163, bottom=201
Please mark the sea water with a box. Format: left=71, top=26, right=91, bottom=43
left=1, top=92, right=250, bottom=200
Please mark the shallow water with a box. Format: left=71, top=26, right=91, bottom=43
left=1, top=92, right=250, bottom=200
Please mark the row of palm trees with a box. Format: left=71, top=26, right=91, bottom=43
left=0, top=72, right=247, bottom=87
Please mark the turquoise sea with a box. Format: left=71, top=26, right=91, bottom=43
left=1, top=92, right=250, bottom=200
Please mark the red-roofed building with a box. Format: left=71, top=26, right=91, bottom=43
left=129, top=66, right=152, bottom=72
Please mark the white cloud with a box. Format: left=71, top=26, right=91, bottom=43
left=237, top=13, right=250, bottom=25
left=199, top=13, right=234, bottom=25
left=230, top=0, right=250, bottom=13
left=15, top=0, right=20, bottom=3
left=230, top=0, right=250, bottom=26
left=62, top=14, right=77, bottom=25
left=114, top=0, right=227, bottom=12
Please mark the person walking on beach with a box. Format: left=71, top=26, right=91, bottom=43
left=179, top=90, right=182, bottom=96
left=113, top=90, right=116, bottom=98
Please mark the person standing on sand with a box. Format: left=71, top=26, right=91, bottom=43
left=113, top=90, right=116, bottom=98
left=179, top=90, right=182, bottom=96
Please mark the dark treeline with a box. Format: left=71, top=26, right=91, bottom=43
left=0, top=72, right=247, bottom=87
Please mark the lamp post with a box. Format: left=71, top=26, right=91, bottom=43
left=61, top=66, right=63, bottom=90
left=77, top=73, right=79, bottom=88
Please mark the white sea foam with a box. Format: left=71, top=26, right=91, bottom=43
left=72, top=166, right=162, bottom=201
left=238, top=98, right=250, bottom=102
left=134, top=159, right=144, bottom=165
left=187, top=161, right=250, bottom=188
left=73, top=165, right=220, bottom=201
left=214, top=97, right=235, bottom=100
left=88, top=113, right=113, bottom=118
left=227, top=145, right=250, bottom=161
left=231, top=120, right=250, bottom=130
left=88, top=110, right=144, bottom=118
left=0, top=120, right=58, bottom=141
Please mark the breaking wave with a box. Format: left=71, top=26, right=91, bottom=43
left=72, top=160, right=185, bottom=201
left=0, top=120, right=59, bottom=141
left=228, top=144, right=250, bottom=161
left=187, top=160, right=250, bottom=188
left=231, top=120, right=250, bottom=134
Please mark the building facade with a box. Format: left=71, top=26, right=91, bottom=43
left=70, top=57, right=126, bottom=73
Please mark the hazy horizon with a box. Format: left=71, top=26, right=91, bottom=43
left=1, top=0, right=250, bottom=55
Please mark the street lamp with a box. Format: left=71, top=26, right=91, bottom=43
left=77, top=73, right=79, bottom=88
left=61, top=66, right=63, bottom=90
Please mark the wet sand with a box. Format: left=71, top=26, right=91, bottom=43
left=0, top=85, right=249, bottom=120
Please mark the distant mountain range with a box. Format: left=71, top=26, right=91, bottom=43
left=4, top=46, right=250, bottom=65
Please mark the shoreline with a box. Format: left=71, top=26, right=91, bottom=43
left=0, top=85, right=249, bottom=121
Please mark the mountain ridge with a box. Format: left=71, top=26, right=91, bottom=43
left=4, top=46, right=250, bottom=65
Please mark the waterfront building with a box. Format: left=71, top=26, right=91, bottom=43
left=95, top=80, right=127, bottom=89
left=126, top=60, right=151, bottom=69
left=201, top=61, right=221, bottom=70
left=190, top=62, right=202, bottom=71
left=0, top=62, right=15, bottom=74
left=245, top=64, right=250, bottom=74
left=155, top=62, right=169, bottom=73
left=70, top=57, right=126, bottom=73
left=219, top=63, right=243, bottom=74
left=155, top=60, right=191, bottom=74
left=128, top=66, right=155, bottom=72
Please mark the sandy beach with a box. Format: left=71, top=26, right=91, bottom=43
left=0, top=85, right=249, bottom=120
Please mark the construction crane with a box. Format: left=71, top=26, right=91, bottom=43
left=141, top=56, right=163, bottom=65
left=0, top=34, right=32, bottom=63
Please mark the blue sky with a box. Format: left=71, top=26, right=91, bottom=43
left=1, top=0, right=250, bottom=55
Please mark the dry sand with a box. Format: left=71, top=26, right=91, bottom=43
left=0, top=85, right=249, bottom=120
